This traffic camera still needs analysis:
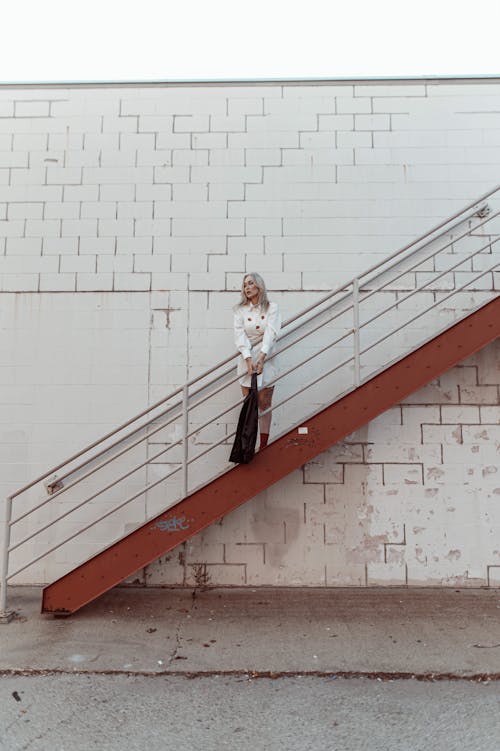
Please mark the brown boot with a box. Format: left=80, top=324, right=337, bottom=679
left=259, top=432, right=269, bottom=450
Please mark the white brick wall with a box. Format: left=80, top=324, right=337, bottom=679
left=1, top=78, right=499, bottom=587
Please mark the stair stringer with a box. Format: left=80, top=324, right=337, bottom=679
left=42, top=297, right=500, bottom=614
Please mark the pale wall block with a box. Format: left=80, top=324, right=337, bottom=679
left=0, top=255, right=57, bottom=273
left=97, top=256, right=133, bottom=273
left=62, top=219, right=98, bottom=237
left=229, top=132, right=299, bottom=149
left=174, top=115, right=210, bottom=132
left=43, top=237, right=79, bottom=254
left=99, top=149, right=140, bottom=167
left=0, top=274, right=39, bottom=291
left=318, top=114, right=354, bottom=130
left=480, top=406, right=500, bottom=424
left=39, top=273, right=76, bottom=291
left=172, top=149, right=208, bottom=166
left=45, top=202, right=81, bottom=219
left=63, top=185, right=99, bottom=202
left=114, top=272, right=151, bottom=291
left=15, top=101, right=50, bottom=117
left=247, top=113, right=317, bottom=131
left=154, top=166, right=190, bottom=183
left=151, top=272, right=188, bottom=290
left=228, top=98, right=264, bottom=115
left=264, top=96, right=336, bottom=115
left=7, top=237, right=42, bottom=253
left=0, top=150, right=29, bottom=167
left=139, top=110, right=174, bottom=133
left=172, top=218, right=243, bottom=236
left=46, top=167, right=82, bottom=184
left=81, top=202, right=117, bottom=219
left=60, top=256, right=96, bottom=273
left=102, top=116, right=138, bottom=133
left=80, top=237, right=116, bottom=254
left=209, top=115, right=246, bottom=132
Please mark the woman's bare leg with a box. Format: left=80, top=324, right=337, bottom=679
left=240, top=385, right=274, bottom=448
left=258, top=387, right=274, bottom=448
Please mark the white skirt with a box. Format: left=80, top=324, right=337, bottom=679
left=237, top=341, right=278, bottom=390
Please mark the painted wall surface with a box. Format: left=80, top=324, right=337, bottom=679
left=0, top=79, right=499, bottom=587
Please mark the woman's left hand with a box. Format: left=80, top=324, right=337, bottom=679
left=255, top=354, right=266, bottom=374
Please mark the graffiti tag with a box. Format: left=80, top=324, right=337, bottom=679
left=156, top=516, right=190, bottom=532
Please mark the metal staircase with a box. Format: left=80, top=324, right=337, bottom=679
left=2, top=186, right=499, bottom=618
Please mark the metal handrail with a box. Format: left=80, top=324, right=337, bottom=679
left=7, top=246, right=499, bottom=562
left=8, top=259, right=497, bottom=583
left=2, top=185, right=500, bottom=616
left=357, top=210, right=500, bottom=308
left=360, top=236, right=499, bottom=330
left=27, top=203, right=498, bottom=510
left=6, top=187, right=496, bottom=502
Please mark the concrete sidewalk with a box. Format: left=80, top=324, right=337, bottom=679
left=1, top=586, right=500, bottom=677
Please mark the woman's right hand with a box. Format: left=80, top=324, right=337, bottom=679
left=245, top=358, right=254, bottom=377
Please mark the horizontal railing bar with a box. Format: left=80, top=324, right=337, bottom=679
left=7, top=464, right=185, bottom=581
left=19, top=245, right=495, bottom=547
left=186, top=397, right=244, bottom=440
left=263, top=354, right=356, bottom=417
left=95, top=270, right=500, bottom=496
left=282, top=189, right=498, bottom=328
left=187, top=294, right=357, bottom=415
left=358, top=237, right=499, bottom=331
left=16, top=307, right=348, bottom=530
left=8, top=190, right=498, bottom=504
left=188, top=276, right=500, bottom=469
left=354, top=199, right=494, bottom=282
left=359, top=264, right=498, bottom=358
left=9, top=431, right=188, bottom=552
left=11, top=408, right=184, bottom=527
left=187, top=357, right=358, bottom=469
left=51, top=402, right=184, bottom=490
left=6, top=189, right=500, bottom=590
left=357, top=209, right=500, bottom=307
left=8, top=392, right=185, bottom=501
left=12, top=278, right=498, bottom=580
left=266, top=293, right=499, bottom=448
left=187, top=371, right=244, bottom=412
left=185, top=328, right=356, bottom=464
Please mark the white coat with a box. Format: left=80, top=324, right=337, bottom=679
left=234, top=301, right=282, bottom=389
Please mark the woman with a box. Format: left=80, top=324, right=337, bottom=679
left=234, top=273, right=282, bottom=449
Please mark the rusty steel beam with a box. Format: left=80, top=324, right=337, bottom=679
left=42, top=298, right=500, bottom=615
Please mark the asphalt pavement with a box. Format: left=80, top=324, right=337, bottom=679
left=2, top=674, right=500, bottom=751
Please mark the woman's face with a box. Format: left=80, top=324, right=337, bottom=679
left=243, top=276, right=260, bottom=302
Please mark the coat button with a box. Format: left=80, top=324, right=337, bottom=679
left=248, top=318, right=252, bottom=321
left=261, top=315, right=265, bottom=319
left=256, top=325, right=260, bottom=329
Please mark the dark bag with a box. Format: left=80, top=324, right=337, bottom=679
left=229, top=372, right=259, bottom=464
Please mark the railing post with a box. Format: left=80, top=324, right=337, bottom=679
left=1, top=496, right=14, bottom=623
left=182, top=385, right=189, bottom=498
left=353, top=278, right=361, bottom=387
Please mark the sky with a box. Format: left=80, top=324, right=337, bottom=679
left=1, top=0, right=499, bottom=83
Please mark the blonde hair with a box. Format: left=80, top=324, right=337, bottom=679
left=235, top=272, right=270, bottom=312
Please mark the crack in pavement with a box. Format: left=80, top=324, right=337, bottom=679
left=166, top=588, right=198, bottom=667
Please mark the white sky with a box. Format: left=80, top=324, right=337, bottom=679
left=2, top=0, right=499, bottom=83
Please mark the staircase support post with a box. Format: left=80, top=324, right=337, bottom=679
left=353, top=278, right=361, bottom=387
left=182, top=385, right=189, bottom=498
left=0, top=496, right=14, bottom=623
